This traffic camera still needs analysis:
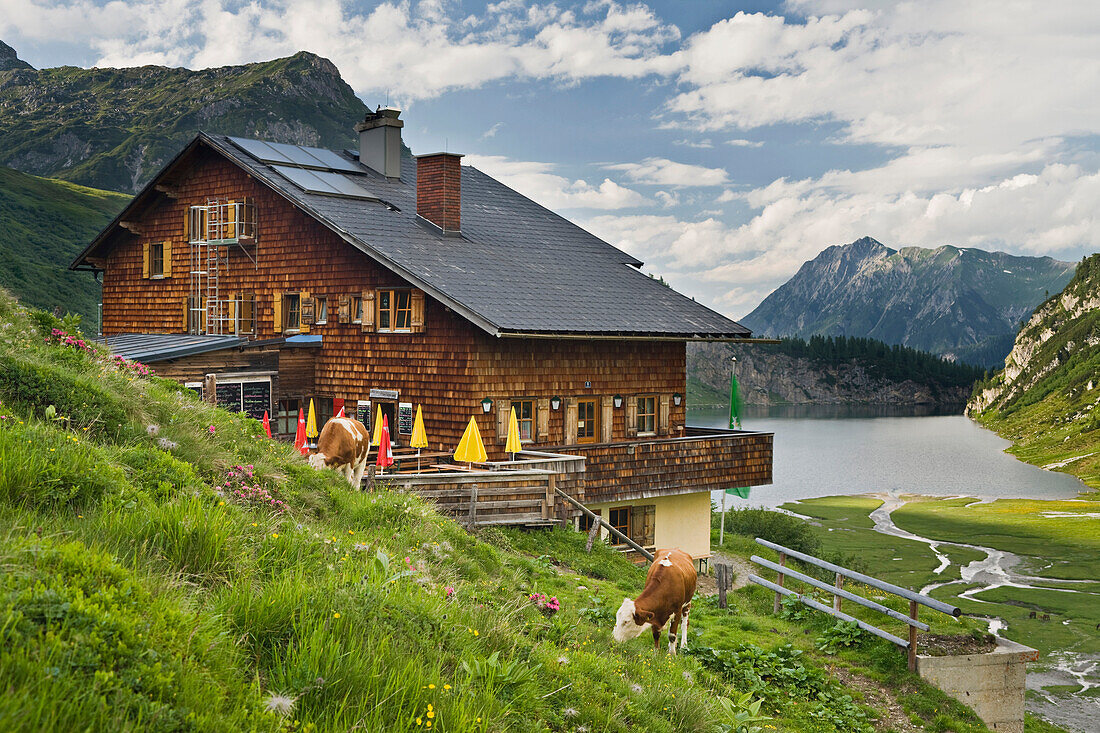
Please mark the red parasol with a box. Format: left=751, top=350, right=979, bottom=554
left=377, top=414, right=394, bottom=473
left=262, top=410, right=272, bottom=438
left=294, top=408, right=308, bottom=455
left=336, top=405, right=345, bottom=418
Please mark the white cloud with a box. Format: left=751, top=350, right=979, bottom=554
left=672, top=138, right=713, bottom=148
left=605, top=156, right=729, bottom=186
left=481, top=122, right=504, bottom=139
left=465, top=153, right=650, bottom=210
left=726, top=139, right=763, bottom=148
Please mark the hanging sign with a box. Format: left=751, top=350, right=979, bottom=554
left=370, top=388, right=399, bottom=401
left=398, top=402, right=413, bottom=435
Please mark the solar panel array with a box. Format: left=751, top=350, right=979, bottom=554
left=227, top=136, right=379, bottom=199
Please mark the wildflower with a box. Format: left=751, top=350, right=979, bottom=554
left=631, top=683, right=643, bottom=694
left=557, top=656, right=569, bottom=665
left=272, top=533, right=279, bottom=539
left=443, top=684, right=451, bottom=690
left=333, top=613, right=341, bottom=619
left=145, top=424, right=160, bottom=436
left=264, top=694, right=296, bottom=716
left=445, top=586, right=455, bottom=599
left=563, top=707, right=578, bottom=718
left=428, top=684, right=435, bottom=689
left=207, top=425, right=216, bottom=435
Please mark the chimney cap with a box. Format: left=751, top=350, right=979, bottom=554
left=356, top=106, right=403, bottom=132
left=414, top=152, right=464, bottom=160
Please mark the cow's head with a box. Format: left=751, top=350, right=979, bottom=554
left=307, top=452, right=327, bottom=470
left=612, top=598, right=654, bottom=642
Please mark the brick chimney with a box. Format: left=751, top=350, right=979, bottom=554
left=355, top=107, right=403, bottom=179
left=416, top=152, right=463, bottom=233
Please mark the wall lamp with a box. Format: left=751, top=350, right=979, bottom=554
left=550, top=396, right=562, bottom=411
left=673, top=393, right=683, bottom=406
left=613, top=394, right=623, bottom=408
left=481, top=397, right=493, bottom=413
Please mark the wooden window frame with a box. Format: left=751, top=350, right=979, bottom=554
left=276, top=398, right=300, bottom=436
left=235, top=293, right=256, bottom=335
left=576, top=397, right=598, bottom=444
left=377, top=289, right=414, bottom=333
left=636, top=395, right=657, bottom=436
left=510, top=399, right=535, bottom=443
left=352, top=296, right=363, bottom=324
left=631, top=504, right=656, bottom=547
left=314, top=296, right=328, bottom=325
left=283, top=293, right=301, bottom=333
left=149, top=241, right=165, bottom=278
left=608, top=506, right=630, bottom=544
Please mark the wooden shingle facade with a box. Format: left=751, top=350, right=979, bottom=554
left=74, top=111, right=772, bottom=563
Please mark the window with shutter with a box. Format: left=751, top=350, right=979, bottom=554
left=149, top=241, right=165, bottom=278
left=142, top=242, right=151, bottom=279
left=163, top=241, right=172, bottom=277
left=511, top=399, right=534, bottom=442
left=636, top=396, right=656, bottom=435
left=536, top=398, right=550, bottom=440
left=283, top=293, right=301, bottom=333
left=273, top=294, right=283, bottom=334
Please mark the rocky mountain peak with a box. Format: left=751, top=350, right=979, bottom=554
left=0, top=40, right=33, bottom=71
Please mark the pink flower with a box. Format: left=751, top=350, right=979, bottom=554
left=445, top=586, right=455, bottom=599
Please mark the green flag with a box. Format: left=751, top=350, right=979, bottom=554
left=726, top=486, right=751, bottom=499
left=729, top=370, right=742, bottom=430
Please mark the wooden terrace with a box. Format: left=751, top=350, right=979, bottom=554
left=366, top=427, right=773, bottom=529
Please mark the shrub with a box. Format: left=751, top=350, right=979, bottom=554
left=717, top=507, right=821, bottom=556
left=0, top=355, right=131, bottom=440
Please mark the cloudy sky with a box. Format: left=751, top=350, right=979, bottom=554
left=3, top=0, right=1099, bottom=318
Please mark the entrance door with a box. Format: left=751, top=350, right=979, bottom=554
left=378, top=401, right=397, bottom=445
left=577, top=398, right=598, bottom=444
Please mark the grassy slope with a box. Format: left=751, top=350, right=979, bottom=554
left=0, top=165, right=127, bottom=322
left=0, top=289, right=1003, bottom=733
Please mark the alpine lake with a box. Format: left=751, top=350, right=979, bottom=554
left=690, top=405, right=1100, bottom=733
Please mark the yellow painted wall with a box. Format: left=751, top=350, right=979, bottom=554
left=587, top=491, right=712, bottom=559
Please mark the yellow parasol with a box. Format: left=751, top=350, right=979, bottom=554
left=505, top=406, right=522, bottom=459
left=372, top=405, right=383, bottom=447
left=410, top=404, right=428, bottom=472
left=305, top=398, right=318, bottom=448
left=453, top=416, right=488, bottom=466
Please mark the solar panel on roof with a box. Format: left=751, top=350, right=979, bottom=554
left=298, top=146, right=361, bottom=173
left=271, top=165, right=378, bottom=200
left=227, top=137, right=296, bottom=164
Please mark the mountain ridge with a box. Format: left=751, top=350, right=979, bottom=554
left=742, top=237, right=1076, bottom=367
left=0, top=43, right=369, bottom=192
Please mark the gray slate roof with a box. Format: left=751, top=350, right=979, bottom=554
left=100, top=333, right=248, bottom=362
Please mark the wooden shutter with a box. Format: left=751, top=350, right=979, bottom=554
left=361, top=290, right=375, bottom=332
left=298, top=291, right=310, bottom=334
left=536, top=398, right=550, bottom=441
left=273, top=294, right=283, bottom=334
left=200, top=297, right=207, bottom=332
left=600, top=395, right=614, bottom=443
left=626, top=395, right=639, bottom=437
left=410, top=289, right=426, bottom=333
left=658, top=394, right=671, bottom=435
left=162, top=241, right=172, bottom=277
left=227, top=293, right=237, bottom=334
left=141, top=242, right=151, bottom=279
left=183, top=210, right=190, bottom=241
left=563, top=398, right=578, bottom=446
left=301, top=294, right=315, bottom=326
left=225, top=199, right=237, bottom=240
left=338, top=294, right=351, bottom=324
left=182, top=298, right=189, bottom=332
left=495, top=400, right=509, bottom=444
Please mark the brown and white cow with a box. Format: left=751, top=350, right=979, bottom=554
left=307, top=417, right=371, bottom=488
left=611, top=548, right=697, bottom=654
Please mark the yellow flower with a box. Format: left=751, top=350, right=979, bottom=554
left=333, top=613, right=341, bottom=619
left=218, top=501, right=225, bottom=506
left=272, top=533, right=279, bottom=539
left=251, top=523, right=257, bottom=527
left=426, top=711, right=434, bottom=719
left=77, top=515, right=83, bottom=519
left=443, top=684, right=451, bottom=690
left=425, top=724, right=431, bottom=729
left=428, top=684, right=435, bottom=690
left=416, top=717, right=422, bottom=725
left=348, top=530, right=354, bottom=534
left=427, top=704, right=433, bottom=711
left=474, top=630, right=479, bottom=637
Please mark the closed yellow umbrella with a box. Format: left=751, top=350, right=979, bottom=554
left=411, top=405, right=429, bottom=471
left=372, top=405, right=383, bottom=447
left=305, top=399, right=319, bottom=449
left=453, top=416, right=488, bottom=466
left=505, top=406, right=522, bottom=459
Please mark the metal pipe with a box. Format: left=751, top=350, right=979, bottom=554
left=751, top=555, right=930, bottom=630
left=554, top=488, right=655, bottom=562
left=749, top=575, right=910, bottom=649
left=755, top=538, right=961, bottom=617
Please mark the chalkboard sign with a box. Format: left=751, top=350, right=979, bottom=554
left=356, top=400, right=371, bottom=424
left=242, top=381, right=271, bottom=420
left=398, top=402, right=413, bottom=435
left=216, top=382, right=242, bottom=413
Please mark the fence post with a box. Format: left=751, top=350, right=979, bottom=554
left=773, top=552, right=786, bottom=614
left=585, top=518, right=601, bottom=552
left=908, top=601, right=919, bottom=672
left=717, top=564, right=729, bottom=609
left=833, top=572, right=844, bottom=613
left=467, top=483, right=478, bottom=530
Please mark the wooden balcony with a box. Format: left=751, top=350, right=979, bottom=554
left=542, top=427, right=773, bottom=505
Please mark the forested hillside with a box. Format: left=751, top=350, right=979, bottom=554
left=689, top=336, right=985, bottom=407
left=0, top=165, right=126, bottom=323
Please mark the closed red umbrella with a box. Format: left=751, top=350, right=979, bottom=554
left=294, top=408, right=308, bottom=455
left=262, top=410, right=272, bottom=438
left=377, top=414, right=394, bottom=473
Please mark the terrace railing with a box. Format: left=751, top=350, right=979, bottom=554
left=748, top=538, right=961, bottom=671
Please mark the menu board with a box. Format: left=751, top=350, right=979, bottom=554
left=398, top=402, right=413, bottom=435
left=241, top=381, right=271, bottom=420
left=356, top=400, right=371, bottom=425
left=216, top=382, right=242, bottom=413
